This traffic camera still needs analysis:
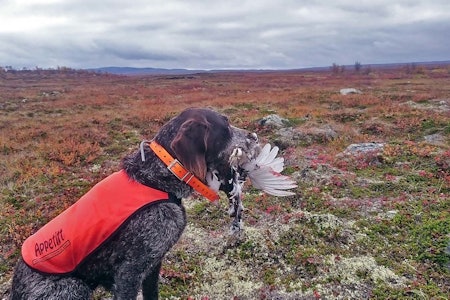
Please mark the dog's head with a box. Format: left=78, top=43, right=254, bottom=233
left=155, top=108, right=260, bottom=193
left=149, top=107, right=295, bottom=233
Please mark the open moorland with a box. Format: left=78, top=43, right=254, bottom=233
left=0, top=66, right=449, bottom=299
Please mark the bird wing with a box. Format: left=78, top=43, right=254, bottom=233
left=248, top=167, right=297, bottom=196
left=243, top=143, right=297, bottom=196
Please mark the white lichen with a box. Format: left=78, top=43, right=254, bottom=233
left=323, top=255, right=406, bottom=287
left=194, top=257, right=263, bottom=299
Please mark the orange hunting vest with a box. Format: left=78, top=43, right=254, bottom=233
left=22, top=170, right=169, bottom=274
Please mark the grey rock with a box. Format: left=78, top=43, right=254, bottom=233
left=424, top=133, right=446, bottom=146
left=274, top=125, right=339, bottom=148
left=343, top=143, right=384, bottom=155
left=258, top=114, right=290, bottom=128
left=340, top=88, right=362, bottom=95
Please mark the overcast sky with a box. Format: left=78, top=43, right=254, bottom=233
left=1, top=0, right=449, bottom=70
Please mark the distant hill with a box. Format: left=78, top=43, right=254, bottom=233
left=88, top=61, right=450, bottom=75
left=88, top=67, right=207, bottom=75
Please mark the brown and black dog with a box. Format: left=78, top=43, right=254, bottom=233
left=10, top=108, right=262, bottom=300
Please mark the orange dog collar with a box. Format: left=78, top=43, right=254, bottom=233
left=148, top=141, right=219, bottom=202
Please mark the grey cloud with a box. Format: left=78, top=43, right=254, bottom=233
left=1, top=0, right=449, bottom=69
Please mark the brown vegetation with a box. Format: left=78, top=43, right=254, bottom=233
left=1, top=65, right=449, bottom=299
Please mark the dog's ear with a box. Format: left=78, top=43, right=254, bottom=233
left=171, top=117, right=210, bottom=181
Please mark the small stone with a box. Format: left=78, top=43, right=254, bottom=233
left=386, top=210, right=398, bottom=219
left=424, top=133, right=446, bottom=146
left=340, top=88, right=362, bottom=95
left=258, top=114, right=290, bottom=128
left=343, top=143, right=384, bottom=155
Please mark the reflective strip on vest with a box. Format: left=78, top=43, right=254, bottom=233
left=21, top=170, right=168, bottom=274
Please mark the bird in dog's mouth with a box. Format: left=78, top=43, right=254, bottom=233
left=206, top=132, right=297, bottom=234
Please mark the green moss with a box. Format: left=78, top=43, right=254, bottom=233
left=371, top=285, right=410, bottom=299
left=158, top=249, right=202, bottom=298
left=443, top=123, right=450, bottom=135
left=187, top=201, right=228, bottom=230
left=348, top=186, right=369, bottom=198
left=368, top=181, right=402, bottom=195
left=286, top=116, right=307, bottom=126
left=262, top=267, right=277, bottom=285
left=421, top=119, right=437, bottom=131
left=234, top=102, right=256, bottom=110
left=237, top=240, right=257, bottom=260
left=412, top=215, right=450, bottom=269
